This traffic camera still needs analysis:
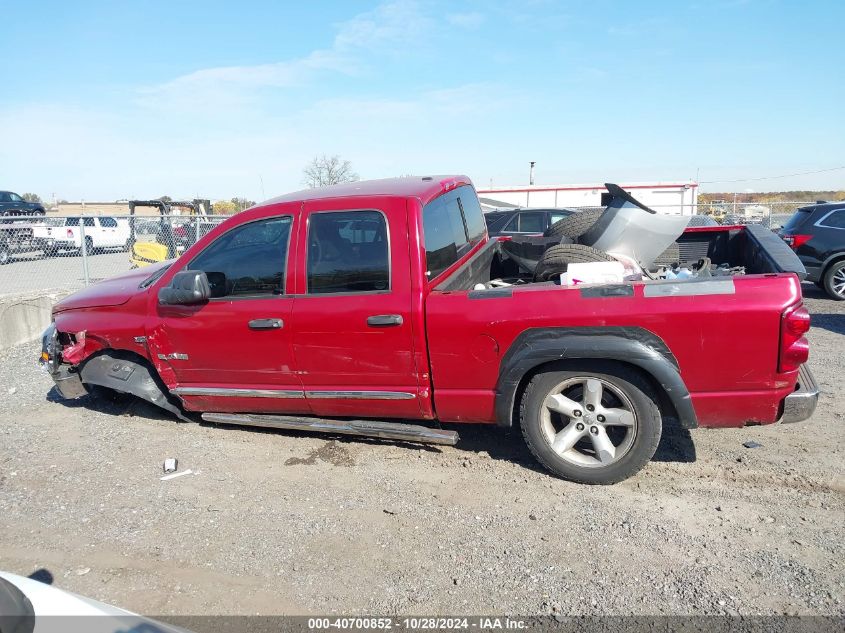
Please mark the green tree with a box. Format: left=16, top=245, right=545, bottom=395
left=230, top=197, right=256, bottom=212
left=22, top=193, right=42, bottom=203
left=213, top=200, right=238, bottom=215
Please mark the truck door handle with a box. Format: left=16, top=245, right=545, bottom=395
left=248, top=318, right=284, bottom=330
left=367, top=314, right=403, bottom=327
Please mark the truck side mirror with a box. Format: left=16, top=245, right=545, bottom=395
left=158, top=270, right=211, bottom=305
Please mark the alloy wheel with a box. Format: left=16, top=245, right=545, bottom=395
left=832, top=266, right=845, bottom=298
left=540, top=377, right=638, bottom=468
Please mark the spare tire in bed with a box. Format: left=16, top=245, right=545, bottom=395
left=543, top=209, right=603, bottom=239
left=533, top=244, right=616, bottom=281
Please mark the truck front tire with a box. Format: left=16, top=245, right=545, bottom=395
left=520, top=362, right=662, bottom=484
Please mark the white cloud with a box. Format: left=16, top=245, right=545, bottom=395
left=447, top=12, right=485, bottom=29
left=144, top=0, right=430, bottom=99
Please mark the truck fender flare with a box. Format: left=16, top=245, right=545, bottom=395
left=79, top=351, right=191, bottom=422
left=494, top=327, right=697, bottom=429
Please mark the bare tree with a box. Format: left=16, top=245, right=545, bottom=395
left=303, top=155, right=359, bottom=188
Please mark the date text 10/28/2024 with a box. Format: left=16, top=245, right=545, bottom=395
left=308, top=618, right=528, bottom=630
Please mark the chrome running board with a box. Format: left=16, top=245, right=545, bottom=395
left=202, top=412, right=459, bottom=446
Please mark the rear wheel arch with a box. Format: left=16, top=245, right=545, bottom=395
left=820, top=252, right=845, bottom=276
left=495, top=327, right=695, bottom=430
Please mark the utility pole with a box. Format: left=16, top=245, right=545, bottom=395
left=529, top=161, right=536, bottom=186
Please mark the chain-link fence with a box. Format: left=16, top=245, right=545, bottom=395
left=0, top=214, right=229, bottom=296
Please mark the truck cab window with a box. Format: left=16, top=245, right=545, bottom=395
left=307, top=210, right=389, bottom=294
left=187, top=216, right=291, bottom=298
left=456, top=187, right=487, bottom=243
left=423, top=194, right=468, bottom=279
left=100, top=217, right=117, bottom=228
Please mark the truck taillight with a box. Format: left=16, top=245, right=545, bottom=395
left=67, top=229, right=74, bottom=238
left=779, top=304, right=810, bottom=372
left=782, top=234, right=811, bottom=250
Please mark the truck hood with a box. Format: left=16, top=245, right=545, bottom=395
left=53, top=262, right=170, bottom=312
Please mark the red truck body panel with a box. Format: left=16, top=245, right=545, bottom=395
left=49, top=176, right=808, bottom=432
left=425, top=273, right=803, bottom=427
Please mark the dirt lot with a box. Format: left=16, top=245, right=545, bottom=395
left=0, top=285, right=843, bottom=617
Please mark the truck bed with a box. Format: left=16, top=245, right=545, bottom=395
left=437, top=223, right=806, bottom=292
left=426, top=224, right=806, bottom=428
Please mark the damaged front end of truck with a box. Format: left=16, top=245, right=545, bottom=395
left=40, top=323, right=190, bottom=421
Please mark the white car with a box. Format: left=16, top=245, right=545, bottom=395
left=0, top=570, right=191, bottom=633
left=32, top=217, right=130, bottom=256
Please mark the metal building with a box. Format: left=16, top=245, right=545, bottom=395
left=477, top=181, right=699, bottom=215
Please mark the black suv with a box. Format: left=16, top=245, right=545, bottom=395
left=0, top=191, right=46, bottom=217
left=484, top=207, right=574, bottom=237
left=778, top=202, right=845, bottom=300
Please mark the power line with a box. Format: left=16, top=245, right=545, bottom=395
left=700, top=165, right=845, bottom=185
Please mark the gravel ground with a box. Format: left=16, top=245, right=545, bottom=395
left=0, top=284, right=842, bottom=617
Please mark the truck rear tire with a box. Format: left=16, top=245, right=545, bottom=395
left=519, top=362, right=662, bottom=484
left=533, top=244, right=615, bottom=281
left=543, top=209, right=603, bottom=240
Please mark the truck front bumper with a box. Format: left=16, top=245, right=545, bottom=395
left=780, top=364, right=819, bottom=423
left=40, top=323, right=86, bottom=399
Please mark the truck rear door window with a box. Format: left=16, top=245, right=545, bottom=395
left=307, top=210, right=389, bottom=294
left=100, top=217, right=117, bottom=228
left=187, top=216, right=291, bottom=298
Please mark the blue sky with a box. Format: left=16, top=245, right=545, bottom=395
left=1, top=0, right=843, bottom=201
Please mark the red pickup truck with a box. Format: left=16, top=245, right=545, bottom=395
left=41, top=176, right=818, bottom=484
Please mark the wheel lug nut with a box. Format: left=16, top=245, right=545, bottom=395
left=586, top=404, right=595, bottom=411
left=573, top=410, right=582, bottom=417
left=597, top=415, right=605, bottom=423
left=575, top=423, right=585, bottom=431
left=590, top=426, right=599, bottom=435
